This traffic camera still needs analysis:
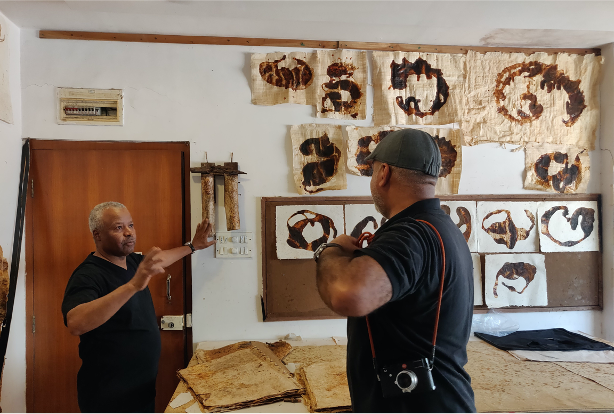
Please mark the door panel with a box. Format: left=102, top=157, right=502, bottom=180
left=28, top=144, right=189, bottom=413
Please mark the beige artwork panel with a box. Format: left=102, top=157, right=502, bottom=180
left=372, top=51, right=465, bottom=126
left=315, top=50, right=367, bottom=120
left=462, top=51, right=602, bottom=150
left=346, top=126, right=401, bottom=176
left=524, top=143, right=590, bottom=193
left=416, top=128, right=462, bottom=195
left=251, top=52, right=317, bottom=106
left=291, top=124, right=346, bottom=195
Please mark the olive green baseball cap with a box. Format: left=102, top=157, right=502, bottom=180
left=364, top=128, right=441, bottom=177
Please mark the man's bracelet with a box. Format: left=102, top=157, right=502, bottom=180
left=313, top=242, right=343, bottom=262
left=184, top=241, right=196, bottom=254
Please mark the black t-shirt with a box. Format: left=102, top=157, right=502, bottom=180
left=347, top=199, right=476, bottom=413
left=62, top=253, right=161, bottom=413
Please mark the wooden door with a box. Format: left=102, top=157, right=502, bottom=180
left=25, top=141, right=192, bottom=413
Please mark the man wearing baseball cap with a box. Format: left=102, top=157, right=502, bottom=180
left=315, top=129, right=475, bottom=412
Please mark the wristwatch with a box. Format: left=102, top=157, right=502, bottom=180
left=313, top=242, right=342, bottom=262
left=184, top=241, right=196, bottom=254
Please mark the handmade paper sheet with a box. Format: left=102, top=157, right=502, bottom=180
left=344, top=204, right=386, bottom=239
left=420, top=128, right=462, bottom=195
left=472, top=253, right=483, bottom=306
left=538, top=201, right=599, bottom=252
left=441, top=201, right=477, bottom=252
left=477, top=202, right=539, bottom=253
left=291, top=124, right=346, bottom=194
left=346, top=126, right=401, bottom=176
left=372, top=51, right=465, bottom=126
left=463, top=51, right=602, bottom=150
left=276, top=205, right=344, bottom=259
left=315, top=50, right=367, bottom=120
left=251, top=52, right=317, bottom=106
left=524, top=143, right=590, bottom=193
left=300, top=359, right=351, bottom=412
left=485, top=253, right=547, bottom=308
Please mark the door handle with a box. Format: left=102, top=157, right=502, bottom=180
left=166, top=274, right=172, bottom=301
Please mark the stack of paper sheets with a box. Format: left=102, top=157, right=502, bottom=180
left=177, top=341, right=303, bottom=413
left=298, top=359, right=351, bottom=413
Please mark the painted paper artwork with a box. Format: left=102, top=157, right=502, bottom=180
left=251, top=52, right=317, bottom=106
left=344, top=204, right=386, bottom=240
left=472, top=253, right=483, bottom=306
left=441, top=201, right=477, bottom=252
left=276, top=205, right=344, bottom=259
left=291, top=124, right=346, bottom=195
left=477, top=202, right=539, bottom=253
left=485, top=254, right=547, bottom=308
left=346, top=126, right=401, bottom=176
left=372, top=51, right=466, bottom=126
left=419, top=128, right=462, bottom=195
left=462, top=51, right=602, bottom=150
left=524, top=143, right=590, bottom=194
left=538, top=201, right=599, bottom=252
left=316, top=50, right=367, bottom=120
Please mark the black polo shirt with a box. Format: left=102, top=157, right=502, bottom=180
left=347, top=199, right=475, bottom=413
left=62, top=253, right=161, bottom=413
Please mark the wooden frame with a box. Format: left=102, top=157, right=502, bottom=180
left=262, top=194, right=602, bottom=322
left=25, top=139, right=193, bottom=411
left=39, top=31, right=601, bottom=56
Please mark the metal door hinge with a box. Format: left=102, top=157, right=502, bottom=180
left=186, top=313, right=192, bottom=328
left=32, top=315, right=35, bottom=333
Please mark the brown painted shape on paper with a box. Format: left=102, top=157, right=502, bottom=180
left=353, top=130, right=394, bottom=176
left=482, top=209, right=535, bottom=249
left=541, top=206, right=595, bottom=247
left=442, top=205, right=472, bottom=243
left=286, top=210, right=338, bottom=252
left=299, top=133, right=342, bottom=193
left=0, top=246, right=8, bottom=324
left=493, top=261, right=537, bottom=298
left=390, top=57, right=450, bottom=118
left=534, top=151, right=584, bottom=193
left=494, top=61, right=586, bottom=127
left=259, top=55, right=314, bottom=91
left=432, top=135, right=458, bottom=178
left=321, top=62, right=363, bottom=119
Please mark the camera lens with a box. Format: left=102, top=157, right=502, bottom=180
left=397, top=372, right=414, bottom=388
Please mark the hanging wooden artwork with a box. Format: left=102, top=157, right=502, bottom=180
left=251, top=52, right=317, bottom=106
left=344, top=204, right=386, bottom=239
left=440, top=201, right=477, bottom=252
left=0, top=246, right=8, bottom=325
left=538, top=201, right=599, bottom=252
left=372, top=51, right=466, bottom=126
left=477, top=202, right=539, bottom=253
left=315, top=50, right=367, bottom=120
left=346, top=126, right=401, bottom=176
left=291, top=124, right=346, bottom=195
left=471, top=253, right=483, bottom=306
left=275, top=205, right=344, bottom=259
left=484, top=253, right=548, bottom=308
left=462, top=51, right=602, bottom=150
left=524, top=143, right=590, bottom=193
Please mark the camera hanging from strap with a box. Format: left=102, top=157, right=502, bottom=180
left=364, top=219, right=446, bottom=372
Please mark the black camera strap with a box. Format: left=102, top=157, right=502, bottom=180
left=366, top=219, right=446, bottom=370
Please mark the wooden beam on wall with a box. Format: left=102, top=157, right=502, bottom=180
left=39, top=30, right=601, bottom=56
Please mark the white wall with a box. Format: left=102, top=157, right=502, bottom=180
left=3, top=28, right=606, bottom=411
left=0, top=12, right=23, bottom=414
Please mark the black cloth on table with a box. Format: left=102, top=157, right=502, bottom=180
left=474, top=328, right=614, bottom=351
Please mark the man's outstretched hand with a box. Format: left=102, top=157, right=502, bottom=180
left=129, top=247, right=166, bottom=291
left=192, top=218, right=216, bottom=251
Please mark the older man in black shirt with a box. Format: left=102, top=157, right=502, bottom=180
left=315, top=129, right=475, bottom=412
left=62, top=202, right=215, bottom=413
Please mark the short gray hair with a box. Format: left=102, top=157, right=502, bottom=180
left=392, top=166, right=438, bottom=187
left=89, top=202, right=126, bottom=233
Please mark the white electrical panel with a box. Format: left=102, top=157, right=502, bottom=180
left=57, top=88, right=124, bottom=125
left=215, top=232, right=253, bottom=258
